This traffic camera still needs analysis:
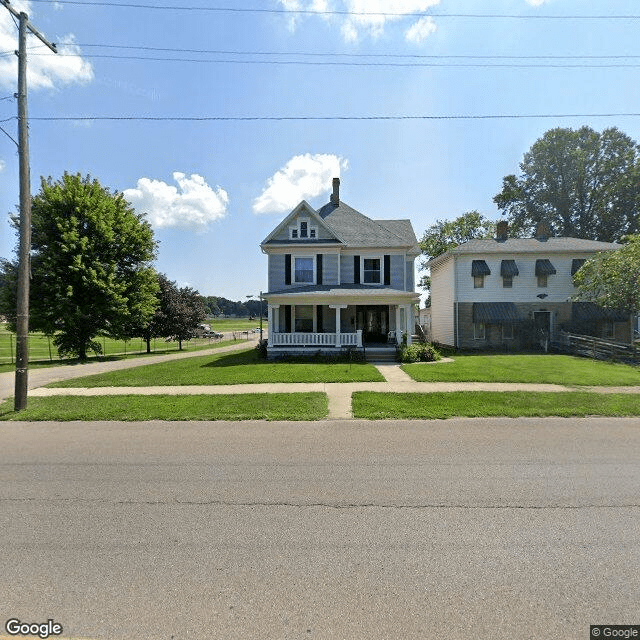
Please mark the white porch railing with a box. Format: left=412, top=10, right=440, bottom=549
left=270, top=330, right=362, bottom=348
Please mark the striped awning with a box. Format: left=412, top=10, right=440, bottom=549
left=571, top=258, right=586, bottom=275
left=473, top=302, right=523, bottom=324
left=471, top=260, right=491, bottom=276
left=535, top=259, right=556, bottom=275
left=500, top=259, right=519, bottom=277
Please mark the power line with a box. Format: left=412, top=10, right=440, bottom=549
left=19, top=112, right=640, bottom=122
left=23, top=0, right=640, bottom=19
left=31, top=52, right=640, bottom=68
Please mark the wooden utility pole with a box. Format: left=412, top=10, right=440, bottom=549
left=0, top=1, right=57, bottom=410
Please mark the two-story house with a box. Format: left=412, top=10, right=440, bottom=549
left=260, top=178, right=421, bottom=357
left=427, top=221, right=629, bottom=350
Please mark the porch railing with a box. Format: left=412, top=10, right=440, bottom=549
left=270, top=330, right=362, bottom=348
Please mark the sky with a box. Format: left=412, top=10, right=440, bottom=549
left=1, top=0, right=640, bottom=306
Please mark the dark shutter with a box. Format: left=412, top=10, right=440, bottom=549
left=354, top=255, right=360, bottom=284
left=384, top=255, right=391, bottom=285
left=284, top=254, right=291, bottom=285
left=284, top=305, right=292, bottom=332
left=316, top=254, right=323, bottom=285
left=317, top=305, right=323, bottom=333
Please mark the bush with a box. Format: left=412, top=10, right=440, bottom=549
left=397, top=343, right=441, bottom=363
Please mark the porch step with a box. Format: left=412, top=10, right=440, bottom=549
left=364, top=347, right=398, bottom=363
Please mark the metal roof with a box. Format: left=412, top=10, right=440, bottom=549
left=473, top=302, right=523, bottom=324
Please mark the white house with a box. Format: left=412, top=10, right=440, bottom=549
left=260, top=178, right=421, bottom=357
left=427, top=222, right=629, bottom=349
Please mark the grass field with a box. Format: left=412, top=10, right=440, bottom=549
left=0, top=318, right=265, bottom=366
left=48, top=348, right=384, bottom=387
left=402, top=354, right=640, bottom=386
left=352, top=391, right=640, bottom=419
left=0, top=392, right=328, bottom=421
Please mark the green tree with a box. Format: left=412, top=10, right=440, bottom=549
left=151, top=275, right=206, bottom=350
left=418, top=211, right=495, bottom=292
left=573, top=235, right=640, bottom=314
left=494, top=126, right=640, bottom=241
left=0, top=173, right=159, bottom=359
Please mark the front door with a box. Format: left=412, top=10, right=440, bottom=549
left=357, top=306, right=389, bottom=343
left=534, top=311, right=551, bottom=351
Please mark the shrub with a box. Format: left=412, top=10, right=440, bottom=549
left=397, top=342, right=441, bottom=363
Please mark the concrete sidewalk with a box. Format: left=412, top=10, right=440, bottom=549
left=27, top=361, right=640, bottom=420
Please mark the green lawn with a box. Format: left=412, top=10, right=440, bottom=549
left=352, top=391, right=640, bottom=419
left=0, top=392, right=327, bottom=421
left=402, top=354, right=640, bottom=386
left=48, top=348, right=384, bottom=387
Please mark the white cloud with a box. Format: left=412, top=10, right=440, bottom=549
left=253, top=153, right=348, bottom=214
left=279, top=0, right=440, bottom=42
left=525, top=0, right=549, bottom=5
left=405, top=15, right=437, bottom=43
left=0, top=2, right=93, bottom=91
left=124, top=172, right=229, bottom=232
left=0, top=159, right=5, bottom=172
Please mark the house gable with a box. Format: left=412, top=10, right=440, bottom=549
left=261, top=201, right=342, bottom=246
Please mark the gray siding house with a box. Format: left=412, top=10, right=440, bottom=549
left=261, top=178, right=420, bottom=356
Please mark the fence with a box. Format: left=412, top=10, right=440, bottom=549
left=557, top=331, right=640, bottom=364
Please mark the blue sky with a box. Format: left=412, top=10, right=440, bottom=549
left=1, top=0, right=640, bottom=305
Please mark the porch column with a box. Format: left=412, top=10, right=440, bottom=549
left=269, top=305, right=279, bottom=343
left=395, top=306, right=402, bottom=344
left=405, top=304, right=413, bottom=345
left=330, top=304, right=347, bottom=347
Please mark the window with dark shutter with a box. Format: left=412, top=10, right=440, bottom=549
left=384, top=255, right=391, bottom=285
left=284, top=305, right=292, bottom=332
left=317, top=254, right=323, bottom=285
left=354, top=255, right=360, bottom=284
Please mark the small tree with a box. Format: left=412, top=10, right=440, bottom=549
left=573, top=235, right=640, bottom=316
left=0, top=173, right=158, bottom=359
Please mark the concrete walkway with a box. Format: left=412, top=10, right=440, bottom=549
left=22, top=358, right=640, bottom=420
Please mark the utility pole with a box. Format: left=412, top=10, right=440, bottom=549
left=0, top=0, right=57, bottom=411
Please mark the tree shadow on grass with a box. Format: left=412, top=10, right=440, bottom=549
left=200, top=350, right=260, bottom=368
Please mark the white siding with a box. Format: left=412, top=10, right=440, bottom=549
left=430, top=255, right=455, bottom=346
left=455, top=253, right=587, bottom=303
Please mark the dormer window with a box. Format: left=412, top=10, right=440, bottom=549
left=289, top=217, right=317, bottom=240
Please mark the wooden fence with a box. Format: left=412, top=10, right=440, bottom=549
left=556, top=331, right=640, bottom=363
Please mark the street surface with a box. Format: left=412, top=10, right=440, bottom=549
left=1, top=417, right=639, bottom=639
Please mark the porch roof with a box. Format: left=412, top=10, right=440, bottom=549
left=264, top=283, right=418, bottom=301
left=473, top=302, right=523, bottom=324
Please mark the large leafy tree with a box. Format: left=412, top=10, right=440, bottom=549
left=494, top=126, right=640, bottom=241
left=1, top=173, right=159, bottom=359
left=419, top=211, right=495, bottom=293
left=573, top=235, right=640, bottom=314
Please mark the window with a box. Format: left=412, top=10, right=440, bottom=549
left=537, top=274, right=548, bottom=288
left=294, top=256, right=314, bottom=283
left=502, top=324, right=514, bottom=340
left=294, top=305, right=313, bottom=332
left=289, top=218, right=317, bottom=240
left=363, top=258, right=381, bottom=283
left=474, top=323, right=485, bottom=340
left=503, top=275, right=513, bottom=288
left=474, top=275, right=485, bottom=289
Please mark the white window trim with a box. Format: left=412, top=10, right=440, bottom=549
left=293, top=255, right=316, bottom=284
left=474, top=322, right=485, bottom=340
left=289, top=217, right=317, bottom=241
left=361, top=255, right=383, bottom=285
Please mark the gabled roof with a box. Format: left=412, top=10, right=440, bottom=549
left=260, top=200, right=343, bottom=246
left=428, top=236, right=620, bottom=269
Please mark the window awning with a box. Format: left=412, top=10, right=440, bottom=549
left=572, top=302, right=628, bottom=322
left=473, top=302, right=523, bottom=324
left=500, top=259, right=519, bottom=277
left=571, top=258, right=586, bottom=275
left=471, top=260, right=491, bottom=276
left=535, top=259, right=556, bottom=275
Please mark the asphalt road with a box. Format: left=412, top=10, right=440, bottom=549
left=1, top=417, right=639, bottom=640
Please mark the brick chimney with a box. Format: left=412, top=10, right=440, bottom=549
left=535, top=222, right=551, bottom=241
left=496, top=221, right=509, bottom=242
left=330, top=177, right=340, bottom=205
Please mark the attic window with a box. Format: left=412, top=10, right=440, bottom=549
left=289, top=218, right=317, bottom=240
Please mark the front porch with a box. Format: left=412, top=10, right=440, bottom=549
left=266, top=301, right=415, bottom=354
